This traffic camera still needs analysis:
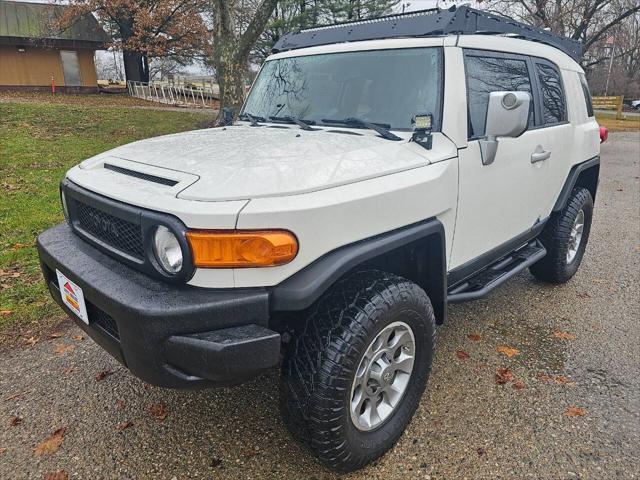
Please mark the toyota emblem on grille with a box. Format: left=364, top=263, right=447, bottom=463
left=86, top=210, right=120, bottom=238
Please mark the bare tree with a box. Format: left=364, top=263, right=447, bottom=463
left=208, top=0, right=279, bottom=122
left=485, top=0, right=640, bottom=58
left=586, top=10, right=640, bottom=96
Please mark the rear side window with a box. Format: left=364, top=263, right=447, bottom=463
left=464, top=54, right=534, bottom=138
left=535, top=62, right=567, bottom=124
left=578, top=72, right=594, bottom=117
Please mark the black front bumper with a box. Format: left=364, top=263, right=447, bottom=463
left=37, top=223, right=279, bottom=389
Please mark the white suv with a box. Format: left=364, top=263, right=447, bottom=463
left=37, top=6, right=603, bottom=472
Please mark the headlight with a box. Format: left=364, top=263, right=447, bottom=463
left=153, top=226, right=183, bottom=274
left=61, top=189, right=69, bottom=221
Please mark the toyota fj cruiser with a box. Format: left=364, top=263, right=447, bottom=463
left=37, top=6, right=604, bottom=472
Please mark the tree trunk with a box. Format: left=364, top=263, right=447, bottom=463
left=123, top=51, right=149, bottom=83
left=212, top=0, right=278, bottom=123
left=218, top=63, right=246, bottom=117
left=214, top=40, right=247, bottom=124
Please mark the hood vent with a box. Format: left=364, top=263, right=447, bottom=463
left=104, top=163, right=179, bottom=187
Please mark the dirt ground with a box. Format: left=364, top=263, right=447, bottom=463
left=0, top=133, right=638, bottom=479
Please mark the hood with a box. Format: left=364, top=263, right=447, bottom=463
left=79, top=125, right=456, bottom=202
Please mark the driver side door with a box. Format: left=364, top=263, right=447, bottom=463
left=449, top=49, right=553, bottom=273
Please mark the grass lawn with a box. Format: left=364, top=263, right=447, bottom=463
left=595, top=112, right=640, bottom=132
left=0, top=101, right=207, bottom=338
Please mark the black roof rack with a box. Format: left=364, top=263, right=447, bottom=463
left=272, top=5, right=582, bottom=62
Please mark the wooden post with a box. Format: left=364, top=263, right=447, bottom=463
left=616, top=96, right=624, bottom=120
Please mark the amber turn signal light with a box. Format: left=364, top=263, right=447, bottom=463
left=186, top=230, right=298, bottom=268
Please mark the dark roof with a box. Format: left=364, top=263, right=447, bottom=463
left=0, top=0, right=109, bottom=46
left=273, top=5, right=582, bottom=62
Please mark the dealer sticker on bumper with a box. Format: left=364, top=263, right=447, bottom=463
left=56, top=270, right=89, bottom=324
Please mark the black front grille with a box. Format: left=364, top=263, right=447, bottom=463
left=87, top=301, right=120, bottom=340
left=75, top=201, right=144, bottom=259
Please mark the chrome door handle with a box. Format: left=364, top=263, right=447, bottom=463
left=531, top=149, right=551, bottom=163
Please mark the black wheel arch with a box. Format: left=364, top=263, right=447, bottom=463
left=270, top=218, right=448, bottom=325
left=553, top=156, right=600, bottom=213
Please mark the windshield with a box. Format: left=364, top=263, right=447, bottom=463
left=243, top=47, right=443, bottom=131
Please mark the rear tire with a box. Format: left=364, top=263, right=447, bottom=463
left=279, top=270, right=436, bottom=472
left=530, top=187, right=593, bottom=283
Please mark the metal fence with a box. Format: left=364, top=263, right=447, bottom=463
left=127, top=80, right=219, bottom=108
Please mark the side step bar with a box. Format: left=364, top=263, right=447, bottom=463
left=447, top=240, right=546, bottom=304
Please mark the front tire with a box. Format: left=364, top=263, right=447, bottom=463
left=279, top=270, right=436, bottom=472
left=530, top=187, right=593, bottom=283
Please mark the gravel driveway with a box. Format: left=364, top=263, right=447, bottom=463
left=1, top=133, right=638, bottom=480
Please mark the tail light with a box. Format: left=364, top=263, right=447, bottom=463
left=599, top=126, right=608, bottom=143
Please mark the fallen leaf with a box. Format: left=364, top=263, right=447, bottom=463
left=468, top=333, right=481, bottom=342
left=537, top=372, right=552, bottom=382
left=243, top=449, right=259, bottom=458
left=0, top=310, right=12, bottom=316
left=0, top=270, right=20, bottom=278
left=495, top=367, right=514, bottom=385
left=48, top=332, right=63, bottom=339
left=456, top=349, right=470, bottom=360
left=211, top=457, right=223, bottom=468
left=553, top=330, right=576, bottom=340
left=576, top=291, right=591, bottom=299
left=44, top=471, right=68, bottom=480
left=564, top=406, right=587, bottom=417
left=477, top=447, right=485, bottom=456
left=53, top=344, right=75, bottom=355
left=24, top=336, right=38, bottom=347
left=33, top=428, right=65, bottom=457
left=95, top=369, right=113, bottom=381
left=554, top=375, right=576, bottom=386
left=71, top=335, right=84, bottom=341
left=12, top=243, right=31, bottom=250
left=497, top=345, right=520, bottom=358
left=4, top=391, right=26, bottom=401
left=149, top=403, right=168, bottom=420
left=62, top=367, right=75, bottom=375
left=115, top=421, right=133, bottom=431
left=512, top=380, right=526, bottom=390
left=0, top=447, right=6, bottom=454
left=9, top=416, right=22, bottom=427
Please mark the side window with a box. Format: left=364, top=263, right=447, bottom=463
left=465, top=54, right=534, bottom=138
left=578, top=72, right=594, bottom=117
left=535, top=62, right=567, bottom=125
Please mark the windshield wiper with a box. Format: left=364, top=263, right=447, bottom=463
left=269, top=115, right=317, bottom=131
left=239, top=112, right=265, bottom=126
left=321, top=117, right=401, bottom=141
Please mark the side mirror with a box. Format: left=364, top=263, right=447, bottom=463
left=479, top=91, right=531, bottom=165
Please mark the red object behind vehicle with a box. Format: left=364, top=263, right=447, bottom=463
left=599, top=126, right=608, bottom=143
